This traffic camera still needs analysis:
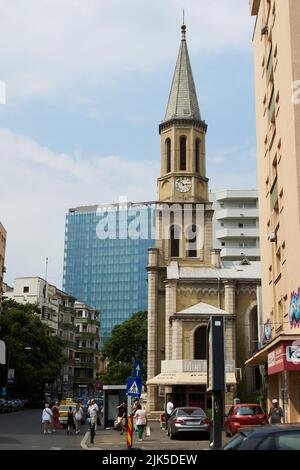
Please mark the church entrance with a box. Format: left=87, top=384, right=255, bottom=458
left=173, top=385, right=208, bottom=411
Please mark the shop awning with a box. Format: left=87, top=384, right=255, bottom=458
left=147, top=372, right=236, bottom=386
left=245, top=334, right=299, bottom=366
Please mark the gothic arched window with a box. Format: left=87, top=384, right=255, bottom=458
left=170, top=225, right=180, bottom=257
left=195, top=138, right=201, bottom=173
left=186, top=224, right=197, bottom=258
left=194, top=326, right=207, bottom=360
left=166, top=138, right=171, bottom=173
left=180, top=136, right=187, bottom=171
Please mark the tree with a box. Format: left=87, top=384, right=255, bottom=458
left=100, top=311, right=147, bottom=385
left=0, top=299, right=65, bottom=398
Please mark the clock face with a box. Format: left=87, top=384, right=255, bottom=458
left=175, top=177, right=192, bottom=193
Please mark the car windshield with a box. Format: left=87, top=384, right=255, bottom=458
left=237, top=406, right=264, bottom=416
left=224, top=432, right=250, bottom=450
left=59, top=405, right=75, bottom=411
left=177, top=408, right=206, bottom=417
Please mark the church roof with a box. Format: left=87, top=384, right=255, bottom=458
left=167, top=260, right=261, bottom=281
left=177, top=302, right=229, bottom=316
left=163, top=24, right=201, bottom=123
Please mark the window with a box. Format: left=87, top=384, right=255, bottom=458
left=170, top=225, right=180, bottom=257
left=195, top=138, right=200, bottom=173
left=275, top=432, right=300, bottom=450
left=23, top=286, right=29, bottom=293
left=186, top=225, right=197, bottom=258
left=165, top=138, right=171, bottom=173
left=180, top=136, right=187, bottom=171
left=194, top=326, right=207, bottom=360
left=221, top=242, right=226, bottom=247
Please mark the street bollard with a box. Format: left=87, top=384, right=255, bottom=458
left=127, top=415, right=133, bottom=449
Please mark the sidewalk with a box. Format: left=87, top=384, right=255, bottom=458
left=81, top=421, right=228, bottom=451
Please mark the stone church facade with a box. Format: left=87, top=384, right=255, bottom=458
left=146, top=24, right=261, bottom=414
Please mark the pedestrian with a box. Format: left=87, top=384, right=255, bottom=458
left=52, top=402, right=63, bottom=430
left=132, top=399, right=140, bottom=432
left=268, top=399, right=284, bottom=424
left=88, top=399, right=99, bottom=432
left=165, top=397, right=174, bottom=431
left=74, top=402, right=84, bottom=434
left=67, top=406, right=75, bottom=435
left=42, top=403, right=53, bottom=434
left=134, top=404, right=148, bottom=442
left=116, top=401, right=127, bottom=435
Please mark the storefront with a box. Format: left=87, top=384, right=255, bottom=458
left=246, top=336, right=300, bottom=422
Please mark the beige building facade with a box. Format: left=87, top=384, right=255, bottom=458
left=0, top=222, right=7, bottom=303
left=248, top=0, right=300, bottom=422
left=147, top=24, right=262, bottom=415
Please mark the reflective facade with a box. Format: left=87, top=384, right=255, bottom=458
left=63, top=203, right=155, bottom=348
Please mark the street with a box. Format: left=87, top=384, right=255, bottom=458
left=0, top=410, right=230, bottom=450
left=0, top=409, right=85, bottom=450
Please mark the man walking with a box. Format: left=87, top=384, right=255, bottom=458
left=88, top=399, right=99, bottom=443
left=42, top=403, right=53, bottom=434
left=268, top=399, right=284, bottom=424
left=165, top=397, right=174, bottom=432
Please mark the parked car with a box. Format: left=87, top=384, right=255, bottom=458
left=224, top=404, right=268, bottom=437
left=0, top=399, right=5, bottom=413
left=223, top=424, right=300, bottom=450
left=167, top=407, right=211, bottom=440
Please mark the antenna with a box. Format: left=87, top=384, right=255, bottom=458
left=183, top=9, right=185, bottom=25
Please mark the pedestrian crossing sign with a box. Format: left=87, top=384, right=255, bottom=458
left=126, top=376, right=142, bottom=397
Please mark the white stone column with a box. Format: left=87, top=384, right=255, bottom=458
left=147, top=249, right=159, bottom=411
left=165, top=281, right=177, bottom=360
left=224, top=281, right=235, bottom=315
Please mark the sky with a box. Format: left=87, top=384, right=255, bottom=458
left=0, top=0, right=258, bottom=288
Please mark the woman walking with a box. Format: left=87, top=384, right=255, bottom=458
left=52, top=402, right=63, bottom=430
left=74, top=402, right=84, bottom=434
left=134, top=404, right=148, bottom=442
left=67, top=406, right=75, bottom=435
left=42, top=403, right=53, bottom=434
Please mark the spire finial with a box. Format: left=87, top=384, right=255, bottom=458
left=181, top=10, right=186, bottom=40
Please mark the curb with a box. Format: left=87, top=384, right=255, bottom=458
left=80, top=431, right=104, bottom=451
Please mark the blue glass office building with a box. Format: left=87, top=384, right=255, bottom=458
left=63, top=202, right=155, bottom=348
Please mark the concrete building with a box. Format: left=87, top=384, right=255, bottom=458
left=0, top=222, right=7, bottom=303
left=146, top=24, right=262, bottom=415
left=247, top=0, right=300, bottom=422
left=209, top=190, right=260, bottom=261
left=4, top=278, right=100, bottom=397
left=74, top=301, right=100, bottom=397
left=63, top=202, right=155, bottom=348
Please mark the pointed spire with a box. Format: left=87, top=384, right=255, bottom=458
left=163, top=23, right=201, bottom=123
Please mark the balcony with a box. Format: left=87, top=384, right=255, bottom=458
left=268, top=88, right=275, bottom=123
left=270, top=178, right=278, bottom=211
left=217, top=228, right=260, bottom=239
left=161, top=359, right=235, bottom=373
left=215, top=190, right=258, bottom=201
left=266, top=47, right=273, bottom=82
left=216, top=208, right=259, bottom=220
left=221, top=247, right=260, bottom=259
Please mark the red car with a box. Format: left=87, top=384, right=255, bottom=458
left=224, top=404, right=268, bottom=437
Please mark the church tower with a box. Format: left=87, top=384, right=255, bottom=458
left=156, top=23, right=214, bottom=267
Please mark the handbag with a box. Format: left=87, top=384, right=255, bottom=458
left=145, top=425, right=151, bottom=437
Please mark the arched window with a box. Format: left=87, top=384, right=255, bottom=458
left=180, top=136, right=187, bottom=171
left=186, top=224, right=197, bottom=258
left=165, top=138, right=171, bottom=173
left=170, top=225, right=180, bottom=257
left=195, top=139, right=200, bottom=173
left=194, top=326, right=207, bottom=360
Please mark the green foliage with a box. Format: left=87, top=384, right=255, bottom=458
left=0, top=299, right=65, bottom=397
left=100, top=311, right=147, bottom=385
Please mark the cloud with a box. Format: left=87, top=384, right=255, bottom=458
left=0, top=127, right=158, bottom=287
left=0, top=0, right=254, bottom=100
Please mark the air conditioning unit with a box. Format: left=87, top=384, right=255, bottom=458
left=269, top=232, right=277, bottom=242
left=261, top=23, right=268, bottom=35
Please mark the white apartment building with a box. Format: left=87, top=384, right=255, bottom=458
left=209, top=190, right=260, bottom=261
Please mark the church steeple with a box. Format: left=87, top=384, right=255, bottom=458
left=163, top=24, right=201, bottom=124
left=158, top=23, right=208, bottom=204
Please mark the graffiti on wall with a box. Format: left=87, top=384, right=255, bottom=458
left=289, top=288, right=300, bottom=328
left=263, top=319, right=272, bottom=343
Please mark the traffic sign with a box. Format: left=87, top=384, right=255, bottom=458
left=1, top=387, right=7, bottom=397
left=133, top=359, right=143, bottom=378
left=126, top=376, right=142, bottom=397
